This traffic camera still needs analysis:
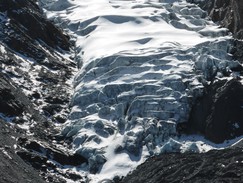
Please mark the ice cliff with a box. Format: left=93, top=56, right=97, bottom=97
left=39, top=0, right=242, bottom=182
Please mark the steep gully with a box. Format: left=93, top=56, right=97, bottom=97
left=0, top=0, right=243, bottom=183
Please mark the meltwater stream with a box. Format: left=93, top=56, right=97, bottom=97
left=40, top=0, right=239, bottom=182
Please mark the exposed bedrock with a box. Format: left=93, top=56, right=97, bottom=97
left=179, top=79, right=243, bottom=143
left=121, top=144, right=243, bottom=183
left=0, top=119, right=46, bottom=183
left=17, top=137, right=87, bottom=167
left=0, top=0, right=75, bottom=127
left=0, top=75, right=24, bottom=116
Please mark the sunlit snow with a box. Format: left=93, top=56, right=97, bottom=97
left=39, top=0, right=241, bottom=182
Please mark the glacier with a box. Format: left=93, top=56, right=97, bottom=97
left=39, top=0, right=241, bottom=182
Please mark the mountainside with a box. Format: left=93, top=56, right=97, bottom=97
left=0, top=0, right=87, bottom=182
left=1, top=0, right=243, bottom=183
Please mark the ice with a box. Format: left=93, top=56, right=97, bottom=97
left=0, top=44, right=6, bottom=54
left=39, top=0, right=239, bottom=182
left=0, top=148, right=12, bottom=160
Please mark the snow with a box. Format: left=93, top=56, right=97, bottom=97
left=0, top=44, right=6, bottom=54
left=0, top=148, right=12, bottom=160
left=39, top=0, right=242, bottom=182
left=233, top=122, right=240, bottom=129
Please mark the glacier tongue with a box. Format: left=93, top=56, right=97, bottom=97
left=40, top=0, right=239, bottom=181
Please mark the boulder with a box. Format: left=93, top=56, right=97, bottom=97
left=0, top=0, right=70, bottom=61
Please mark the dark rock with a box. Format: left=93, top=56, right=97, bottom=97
left=184, top=79, right=243, bottom=143
left=0, top=72, right=47, bottom=124
left=0, top=0, right=79, bottom=182
left=67, top=172, right=83, bottom=181
left=43, top=104, right=62, bottom=116
left=53, top=115, right=66, bottom=124
left=18, top=138, right=88, bottom=166
left=32, top=91, right=41, bottom=99
left=44, top=95, right=69, bottom=105
left=17, top=150, right=55, bottom=171
left=121, top=146, right=243, bottom=183
left=206, top=80, right=243, bottom=143
left=231, top=39, right=243, bottom=64
left=0, top=0, right=70, bottom=61
left=184, top=79, right=227, bottom=135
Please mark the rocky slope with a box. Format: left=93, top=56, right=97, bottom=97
left=0, top=0, right=87, bottom=182
left=188, top=0, right=243, bottom=39
left=41, top=0, right=243, bottom=182
left=122, top=141, right=243, bottom=183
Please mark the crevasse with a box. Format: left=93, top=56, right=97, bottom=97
left=40, top=0, right=239, bottom=182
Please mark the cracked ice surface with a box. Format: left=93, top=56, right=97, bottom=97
left=40, top=0, right=239, bottom=181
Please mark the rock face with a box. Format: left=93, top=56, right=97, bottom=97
left=181, top=0, right=243, bottom=143
left=18, top=138, right=87, bottom=167
left=17, top=137, right=87, bottom=180
left=121, top=144, right=243, bottom=183
left=0, top=0, right=70, bottom=60
left=0, top=0, right=87, bottom=182
left=0, top=75, right=24, bottom=116
left=0, top=0, right=75, bottom=130
left=180, top=79, right=243, bottom=143
left=122, top=1, right=243, bottom=182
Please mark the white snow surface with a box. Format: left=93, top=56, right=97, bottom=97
left=39, top=0, right=242, bottom=182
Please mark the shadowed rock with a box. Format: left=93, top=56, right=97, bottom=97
left=0, top=0, right=70, bottom=61
left=18, top=138, right=88, bottom=167
left=181, top=79, right=243, bottom=143
left=0, top=76, right=24, bottom=116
